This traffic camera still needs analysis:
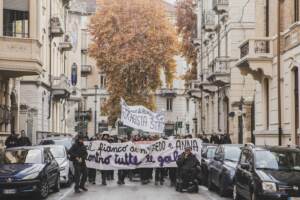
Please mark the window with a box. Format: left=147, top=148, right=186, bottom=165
left=100, top=98, right=106, bottom=115
left=294, top=68, right=299, bottom=135
left=166, top=98, right=173, bottom=111
left=295, top=0, right=299, bottom=22
left=100, top=74, right=106, bottom=89
left=264, top=78, right=270, bottom=130
left=3, top=0, right=29, bottom=38
left=186, top=98, right=189, bottom=112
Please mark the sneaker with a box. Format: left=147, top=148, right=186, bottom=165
left=102, top=182, right=107, bottom=186
left=75, top=190, right=81, bottom=193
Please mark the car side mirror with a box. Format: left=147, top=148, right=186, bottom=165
left=241, top=163, right=250, bottom=170
left=214, top=154, right=223, bottom=162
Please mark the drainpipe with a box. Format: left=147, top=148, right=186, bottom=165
left=277, top=0, right=283, bottom=145
left=48, top=0, right=53, bottom=120
left=200, top=0, right=204, bottom=134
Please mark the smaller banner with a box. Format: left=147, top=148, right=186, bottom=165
left=120, top=99, right=165, bottom=133
left=85, top=139, right=202, bottom=170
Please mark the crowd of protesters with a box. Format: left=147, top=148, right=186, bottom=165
left=68, top=131, right=232, bottom=193
left=3, top=128, right=231, bottom=194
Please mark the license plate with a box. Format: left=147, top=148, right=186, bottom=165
left=3, top=189, right=16, bottom=194
left=289, top=198, right=300, bottom=200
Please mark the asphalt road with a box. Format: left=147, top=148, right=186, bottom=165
left=49, top=180, right=230, bottom=200
left=3, top=177, right=231, bottom=200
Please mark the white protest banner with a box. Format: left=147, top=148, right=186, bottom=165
left=85, top=139, right=202, bottom=170
left=120, top=99, right=165, bottom=133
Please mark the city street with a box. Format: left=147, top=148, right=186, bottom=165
left=45, top=180, right=230, bottom=200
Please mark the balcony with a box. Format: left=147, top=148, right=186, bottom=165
left=202, top=11, right=216, bottom=32
left=236, top=38, right=273, bottom=81
left=186, top=80, right=202, bottom=98
left=81, top=65, right=92, bottom=74
left=52, top=75, right=71, bottom=99
left=50, top=16, right=64, bottom=36
left=283, top=22, right=300, bottom=51
left=158, top=88, right=177, bottom=97
left=200, top=80, right=217, bottom=93
left=59, top=35, right=72, bottom=51
left=213, top=0, right=229, bottom=14
left=207, top=57, right=232, bottom=86
left=0, top=36, right=42, bottom=77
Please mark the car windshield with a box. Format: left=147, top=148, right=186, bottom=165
left=50, top=147, right=65, bottom=158
left=53, top=139, right=72, bottom=150
left=207, top=147, right=216, bottom=159
left=255, top=150, right=300, bottom=171
left=3, top=149, right=42, bottom=164
left=224, top=146, right=241, bottom=162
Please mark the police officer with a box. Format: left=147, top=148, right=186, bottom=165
left=18, top=130, right=31, bottom=146
left=5, top=131, right=19, bottom=148
left=69, top=135, right=88, bottom=193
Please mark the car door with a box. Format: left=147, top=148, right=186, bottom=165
left=243, top=151, right=254, bottom=200
left=236, top=149, right=252, bottom=199
left=44, top=149, right=58, bottom=186
left=212, top=146, right=224, bottom=186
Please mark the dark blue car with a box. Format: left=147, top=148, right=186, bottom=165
left=0, top=146, right=60, bottom=199
left=207, top=144, right=242, bottom=196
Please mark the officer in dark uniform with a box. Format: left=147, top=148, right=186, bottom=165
left=18, top=130, right=31, bottom=146
left=5, top=131, right=19, bottom=148
left=69, top=135, right=88, bottom=193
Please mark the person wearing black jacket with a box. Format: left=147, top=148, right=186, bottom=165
left=18, top=130, right=31, bottom=146
left=5, top=131, right=19, bottom=148
left=176, top=147, right=200, bottom=185
left=69, top=135, right=88, bottom=193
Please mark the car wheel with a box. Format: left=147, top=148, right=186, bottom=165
left=53, top=175, right=60, bottom=192
left=233, top=183, right=240, bottom=200
left=38, top=179, right=49, bottom=199
left=207, top=172, right=214, bottom=191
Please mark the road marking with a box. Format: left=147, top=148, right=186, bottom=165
left=57, top=187, right=73, bottom=200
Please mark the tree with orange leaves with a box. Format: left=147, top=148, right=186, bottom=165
left=176, top=0, right=198, bottom=81
left=89, top=0, right=178, bottom=125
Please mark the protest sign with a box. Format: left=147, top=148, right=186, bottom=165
left=120, top=99, right=165, bottom=133
left=85, top=139, right=202, bottom=170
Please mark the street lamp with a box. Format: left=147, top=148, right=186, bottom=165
left=94, top=85, right=99, bottom=136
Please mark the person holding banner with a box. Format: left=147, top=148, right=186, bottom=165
left=69, top=135, right=88, bottom=193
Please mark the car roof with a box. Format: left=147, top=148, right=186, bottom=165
left=41, top=137, right=72, bottom=141
left=40, top=145, right=66, bottom=149
left=6, top=145, right=47, bottom=151
left=253, top=145, right=300, bottom=152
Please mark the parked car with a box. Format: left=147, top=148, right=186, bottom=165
left=200, top=144, right=217, bottom=185
left=0, top=146, right=60, bottom=199
left=40, top=137, right=74, bottom=150
left=234, top=144, right=300, bottom=200
left=45, top=145, right=74, bottom=186
left=208, top=144, right=242, bottom=196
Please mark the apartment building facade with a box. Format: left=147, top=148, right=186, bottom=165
left=189, top=0, right=257, bottom=143
left=0, top=0, right=96, bottom=146
left=155, top=1, right=196, bottom=137
left=236, top=0, right=300, bottom=145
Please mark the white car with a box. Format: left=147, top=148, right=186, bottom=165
left=45, top=145, right=74, bottom=186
